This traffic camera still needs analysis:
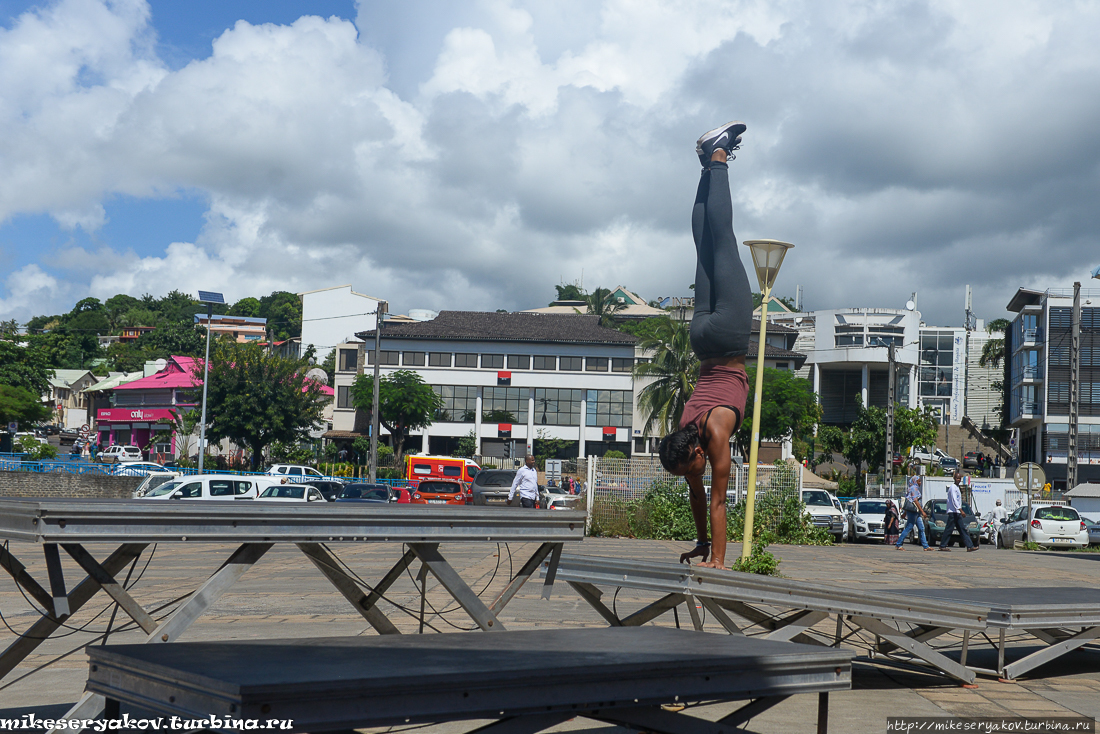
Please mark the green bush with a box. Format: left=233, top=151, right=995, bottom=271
left=15, top=438, right=58, bottom=461
left=603, top=450, right=627, bottom=459
left=729, top=542, right=780, bottom=576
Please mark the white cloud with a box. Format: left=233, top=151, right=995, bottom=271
left=1, top=0, right=1100, bottom=329
left=0, top=264, right=69, bottom=320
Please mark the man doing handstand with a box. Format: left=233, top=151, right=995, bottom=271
left=658, top=121, right=752, bottom=570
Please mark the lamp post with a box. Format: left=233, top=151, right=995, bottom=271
left=740, top=239, right=793, bottom=561
left=195, top=291, right=225, bottom=474
left=369, top=301, right=388, bottom=483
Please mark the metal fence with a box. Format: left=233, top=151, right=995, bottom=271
left=584, top=455, right=804, bottom=537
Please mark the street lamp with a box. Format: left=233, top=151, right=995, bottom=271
left=196, top=291, right=224, bottom=474
left=740, top=239, right=793, bottom=561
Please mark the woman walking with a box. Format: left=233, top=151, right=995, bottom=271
left=883, top=498, right=900, bottom=546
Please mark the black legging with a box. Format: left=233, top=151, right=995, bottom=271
left=689, top=161, right=753, bottom=360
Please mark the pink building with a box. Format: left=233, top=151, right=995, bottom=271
left=97, top=356, right=200, bottom=458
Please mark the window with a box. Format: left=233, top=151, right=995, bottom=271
left=774, top=362, right=790, bottom=370
left=429, top=352, right=452, bottom=367
left=533, top=355, right=556, bottom=370
left=455, top=353, right=477, bottom=368
left=559, top=356, right=582, bottom=371
left=339, top=349, right=359, bottom=372
left=209, top=480, right=235, bottom=497
left=482, top=387, right=528, bottom=423
left=337, top=385, right=354, bottom=409
left=433, top=385, right=478, bottom=422
left=367, top=350, right=399, bottom=365
left=178, top=482, right=201, bottom=498
left=481, top=354, right=504, bottom=369
left=402, top=351, right=426, bottom=366
left=586, top=390, right=632, bottom=428
left=534, top=388, right=583, bottom=426
left=586, top=357, right=609, bottom=372
left=611, top=358, right=633, bottom=373
left=507, top=355, right=530, bottom=370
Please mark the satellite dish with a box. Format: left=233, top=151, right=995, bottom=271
left=905, top=300, right=915, bottom=311
left=153, top=359, right=167, bottom=372
left=305, top=367, right=329, bottom=385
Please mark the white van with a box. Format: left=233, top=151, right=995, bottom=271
left=140, top=474, right=270, bottom=501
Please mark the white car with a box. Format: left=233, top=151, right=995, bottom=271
left=256, top=484, right=328, bottom=503
left=98, top=445, right=144, bottom=464
left=141, top=474, right=267, bottom=501
left=131, top=472, right=182, bottom=498
left=802, top=489, right=848, bottom=542
left=113, top=462, right=174, bottom=476
left=998, top=504, right=1089, bottom=549
left=909, top=445, right=954, bottom=467
left=846, top=498, right=889, bottom=542
left=266, top=464, right=325, bottom=479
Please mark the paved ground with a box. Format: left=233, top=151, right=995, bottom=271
left=2, top=536, right=1099, bottom=732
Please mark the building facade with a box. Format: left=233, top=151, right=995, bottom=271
left=332, top=311, right=637, bottom=458
left=1006, top=287, right=1100, bottom=489
left=298, top=284, right=382, bottom=361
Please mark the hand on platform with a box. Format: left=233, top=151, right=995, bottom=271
left=679, top=544, right=710, bottom=565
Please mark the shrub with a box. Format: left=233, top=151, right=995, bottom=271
left=729, top=542, right=780, bottom=576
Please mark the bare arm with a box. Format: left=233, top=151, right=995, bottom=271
left=701, top=408, right=738, bottom=568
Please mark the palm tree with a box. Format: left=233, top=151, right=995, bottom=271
left=632, top=317, right=698, bottom=437
left=579, top=287, right=626, bottom=327
left=979, top=318, right=1011, bottom=368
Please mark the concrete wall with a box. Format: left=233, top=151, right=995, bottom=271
left=0, top=470, right=143, bottom=499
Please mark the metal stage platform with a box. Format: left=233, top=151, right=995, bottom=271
left=551, top=554, right=1100, bottom=684
left=0, top=499, right=584, bottom=725
left=86, top=626, right=853, bottom=734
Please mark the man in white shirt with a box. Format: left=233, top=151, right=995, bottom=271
left=991, top=499, right=1007, bottom=523
left=940, top=471, right=977, bottom=552
left=509, top=454, right=540, bottom=508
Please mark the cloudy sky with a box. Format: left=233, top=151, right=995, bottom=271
left=0, top=0, right=1097, bottom=328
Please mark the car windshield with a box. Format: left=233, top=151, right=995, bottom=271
left=260, top=486, right=306, bottom=499
left=929, top=501, right=974, bottom=514
left=340, top=484, right=387, bottom=499
left=857, top=501, right=888, bottom=515
left=146, top=481, right=182, bottom=497
left=1036, top=507, right=1080, bottom=521
left=476, top=472, right=514, bottom=487
left=419, top=481, right=460, bottom=494
left=803, top=491, right=831, bottom=507
left=1083, top=518, right=1099, bottom=527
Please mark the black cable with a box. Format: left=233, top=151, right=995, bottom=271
left=397, top=542, right=507, bottom=626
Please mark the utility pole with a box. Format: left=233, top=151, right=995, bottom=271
left=369, top=301, right=388, bottom=483
left=885, top=343, right=896, bottom=495
left=963, top=285, right=973, bottom=420
left=1068, top=282, right=1081, bottom=491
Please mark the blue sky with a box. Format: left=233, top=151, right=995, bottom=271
left=1, top=0, right=1099, bottom=326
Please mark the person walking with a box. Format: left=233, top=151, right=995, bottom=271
left=508, top=454, right=540, bottom=509
left=940, top=470, right=978, bottom=552
left=896, top=473, right=933, bottom=550
left=883, top=499, right=900, bottom=546
left=658, top=121, right=752, bottom=569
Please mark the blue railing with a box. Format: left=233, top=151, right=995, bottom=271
left=0, top=457, right=371, bottom=484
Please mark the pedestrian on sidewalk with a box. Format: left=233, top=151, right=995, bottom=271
left=883, top=498, right=900, bottom=546
left=896, top=472, right=933, bottom=550
left=940, top=471, right=978, bottom=552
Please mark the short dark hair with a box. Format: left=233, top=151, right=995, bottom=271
left=658, top=425, right=700, bottom=473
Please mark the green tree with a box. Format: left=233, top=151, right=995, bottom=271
left=0, top=319, right=20, bottom=339
left=979, top=318, right=1011, bottom=369
left=104, top=294, right=141, bottom=331
left=259, top=291, right=302, bottom=341
left=163, top=408, right=203, bottom=462
left=64, top=297, right=110, bottom=335
left=735, top=366, right=822, bottom=457
left=817, top=399, right=939, bottom=482
left=632, top=317, right=697, bottom=436
left=319, top=349, right=336, bottom=385
left=0, top=385, right=52, bottom=426
left=553, top=283, right=585, bottom=303
left=202, top=341, right=329, bottom=470
left=455, top=430, right=477, bottom=457
left=229, top=297, right=262, bottom=318
left=580, top=287, right=626, bottom=326
left=350, top=369, right=443, bottom=468
left=137, top=322, right=206, bottom=357
left=0, top=339, right=55, bottom=395
left=106, top=341, right=146, bottom=372
left=155, top=290, right=201, bottom=324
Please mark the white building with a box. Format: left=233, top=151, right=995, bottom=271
left=298, top=284, right=383, bottom=361
left=331, top=311, right=637, bottom=458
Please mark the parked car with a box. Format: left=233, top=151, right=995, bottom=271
left=919, top=499, right=980, bottom=546
left=938, top=456, right=959, bottom=472
left=470, top=469, right=528, bottom=507
left=543, top=485, right=581, bottom=510
left=892, top=453, right=903, bottom=468
left=1082, top=518, right=1100, bottom=546
left=846, top=498, right=889, bottom=542
left=141, top=474, right=266, bottom=501
left=409, top=479, right=469, bottom=505
left=131, top=471, right=183, bottom=498
left=97, top=445, right=144, bottom=464
left=113, top=462, right=174, bottom=476
left=256, top=484, right=327, bottom=502
left=266, top=464, right=325, bottom=479
left=334, top=483, right=394, bottom=504
left=962, top=452, right=982, bottom=470
left=910, top=446, right=954, bottom=467
left=801, top=489, right=847, bottom=542
left=998, top=504, right=1089, bottom=550
left=300, top=480, right=346, bottom=502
